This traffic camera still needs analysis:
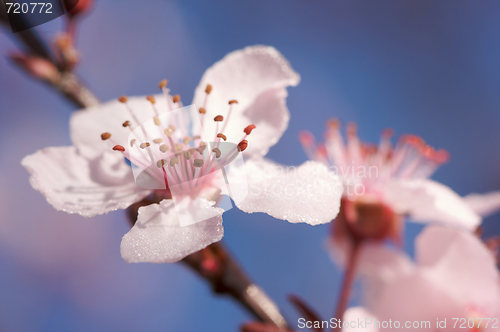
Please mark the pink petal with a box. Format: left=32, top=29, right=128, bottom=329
left=192, top=45, right=300, bottom=157
left=342, top=307, right=378, bottom=332
left=70, top=94, right=171, bottom=159
left=464, top=191, right=500, bottom=217
left=383, top=179, right=480, bottom=230
left=120, top=198, right=224, bottom=263
left=235, top=158, right=343, bottom=225
left=373, top=273, right=461, bottom=329
left=416, top=226, right=500, bottom=311
left=22, top=146, right=151, bottom=217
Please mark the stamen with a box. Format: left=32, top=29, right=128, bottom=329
left=118, top=96, right=128, bottom=103
left=130, top=139, right=136, bottom=147
left=153, top=138, right=163, bottom=144
left=164, top=128, right=174, bottom=137
left=244, top=125, right=256, bottom=135
left=205, top=84, right=212, bottom=94
left=212, top=148, right=221, bottom=158
left=101, top=132, right=111, bottom=140
left=154, top=117, right=161, bottom=126
left=237, top=140, right=248, bottom=152
left=156, top=159, right=166, bottom=168
left=217, top=133, right=227, bottom=141
left=214, top=115, right=223, bottom=122
left=221, top=100, right=237, bottom=134
left=193, top=159, right=204, bottom=167
left=139, top=142, right=150, bottom=149
left=434, top=149, right=450, bottom=164
left=147, top=95, right=156, bottom=104
left=172, top=95, right=181, bottom=103
left=159, top=144, right=169, bottom=152
left=122, top=121, right=131, bottom=128
left=159, top=79, right=168, bottom=89
left=113, top=145, right=125, bottom=152
left=199, top=108, right=206, bottom=114
left=170, top=157, right=179, bottom=166
left=183, top=136, right=192, bottom=144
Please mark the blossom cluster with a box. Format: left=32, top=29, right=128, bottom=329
left=21, top=45, right=500, bottom=331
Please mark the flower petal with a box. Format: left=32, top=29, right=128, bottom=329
left=70, top=94, right=171, bottom=159
left=464, top=191, right=500, bottom=217
left=383, top=179, right=480, bottom=230
left=120, top=197, right=224, bottom=263
left=233, top=158, right=342, bottom=225
left=192, top=45, right=300, bottom=157
left=22, top=146, right=151, bottom=217
left=416, top=226, right=500, bottom=310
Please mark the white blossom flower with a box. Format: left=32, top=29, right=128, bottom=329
left=22, top=46, right=343, bottom=263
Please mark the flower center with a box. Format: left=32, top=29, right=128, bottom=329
left=100, top=80, right=255, bottom=198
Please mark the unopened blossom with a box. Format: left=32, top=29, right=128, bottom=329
left=342, top=226, right=500, bottom=332
left=300, top=121, right=481, bottom=248
left=22, top=46, right=343, bottom=263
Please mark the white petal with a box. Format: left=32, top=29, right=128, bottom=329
left=192, top=46, right=300, bottom=157
left=70, top=94, right=171, bottom=159
left=235, top=158, right=343, bottom=225
left=22, top=146, right=151, bottom=217
left=342, top=307, right=379, bottom=332
left=464, top=191, right=500, bottom=217
left=120, top=198, right=224, bottom=263
left=383, top=179, right=481, bottom=230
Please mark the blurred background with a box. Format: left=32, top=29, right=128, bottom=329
left=1, top=1, right=500, bottom=331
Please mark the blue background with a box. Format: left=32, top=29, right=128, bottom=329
left=1, top=1, right=499, bottom=331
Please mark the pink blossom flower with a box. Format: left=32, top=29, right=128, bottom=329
left=343, top=226, right=500, bottom=332
left=300, top=122, right=480, bottom=233
left=22, top=46, right=343, bottom=263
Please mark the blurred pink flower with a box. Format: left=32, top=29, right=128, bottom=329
left=22, top=45, right=343, bottom=264
left=300, top=122, right=480, bottom=232
left=343, top=226, right=500, bottom=332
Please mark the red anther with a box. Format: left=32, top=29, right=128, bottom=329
left=217, top=133, right=227, bottom=141
left=244, top=124, right=256, bottom=135
left=214, top=115, right=224, bottom=122
left=113, top=145, right=125, bottom=152
left=327, top=118, right=341, bottom=129
left=172, top=95, right=181, bottom=103
left=299, top=131, right=315, bottom=147
left=421, top=145, right=436, bottom=159
left=434, top=149, right=450, bottom=163
left=118, top=96, right=128, bottom=103
left=228, top=100, right=238, bottom=104
left=401, top=134, right=425, bottom=147
left=122, top=121, right=131, bottom=127
left=237, top=140, right=248, bottom=152
left=205, top=84, right=212, bottom=94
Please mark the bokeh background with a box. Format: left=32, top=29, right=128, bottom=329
left=1, top=1, right=500, bottom=331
